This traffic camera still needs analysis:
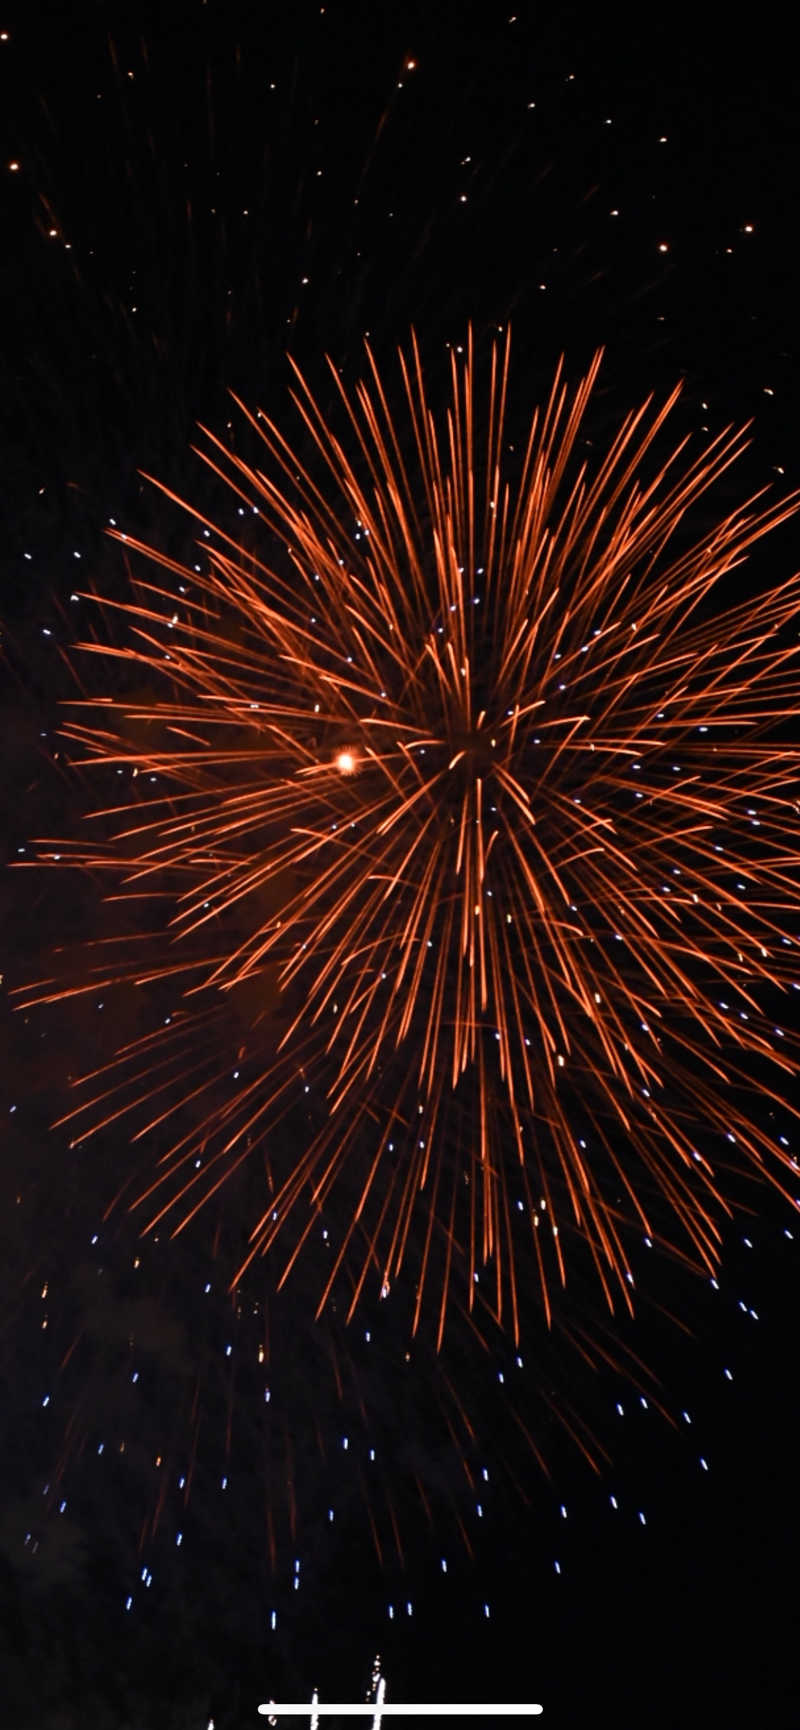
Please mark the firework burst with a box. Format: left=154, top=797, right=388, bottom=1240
left=16, top=329, right=800, bottom=1346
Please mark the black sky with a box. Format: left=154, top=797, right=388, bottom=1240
left=1, top=5, right=800, bottom=1726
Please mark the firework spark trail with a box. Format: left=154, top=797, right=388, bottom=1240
left=15, top=329, right=800, bottom=1347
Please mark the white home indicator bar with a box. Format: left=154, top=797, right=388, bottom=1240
left=258, top=1707, right=543, bottom=1717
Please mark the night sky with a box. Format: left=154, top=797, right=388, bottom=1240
left=2, top=6, right=800, bottom=1726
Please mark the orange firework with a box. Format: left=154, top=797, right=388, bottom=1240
left=16, top=329, right=800, bottom=1347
